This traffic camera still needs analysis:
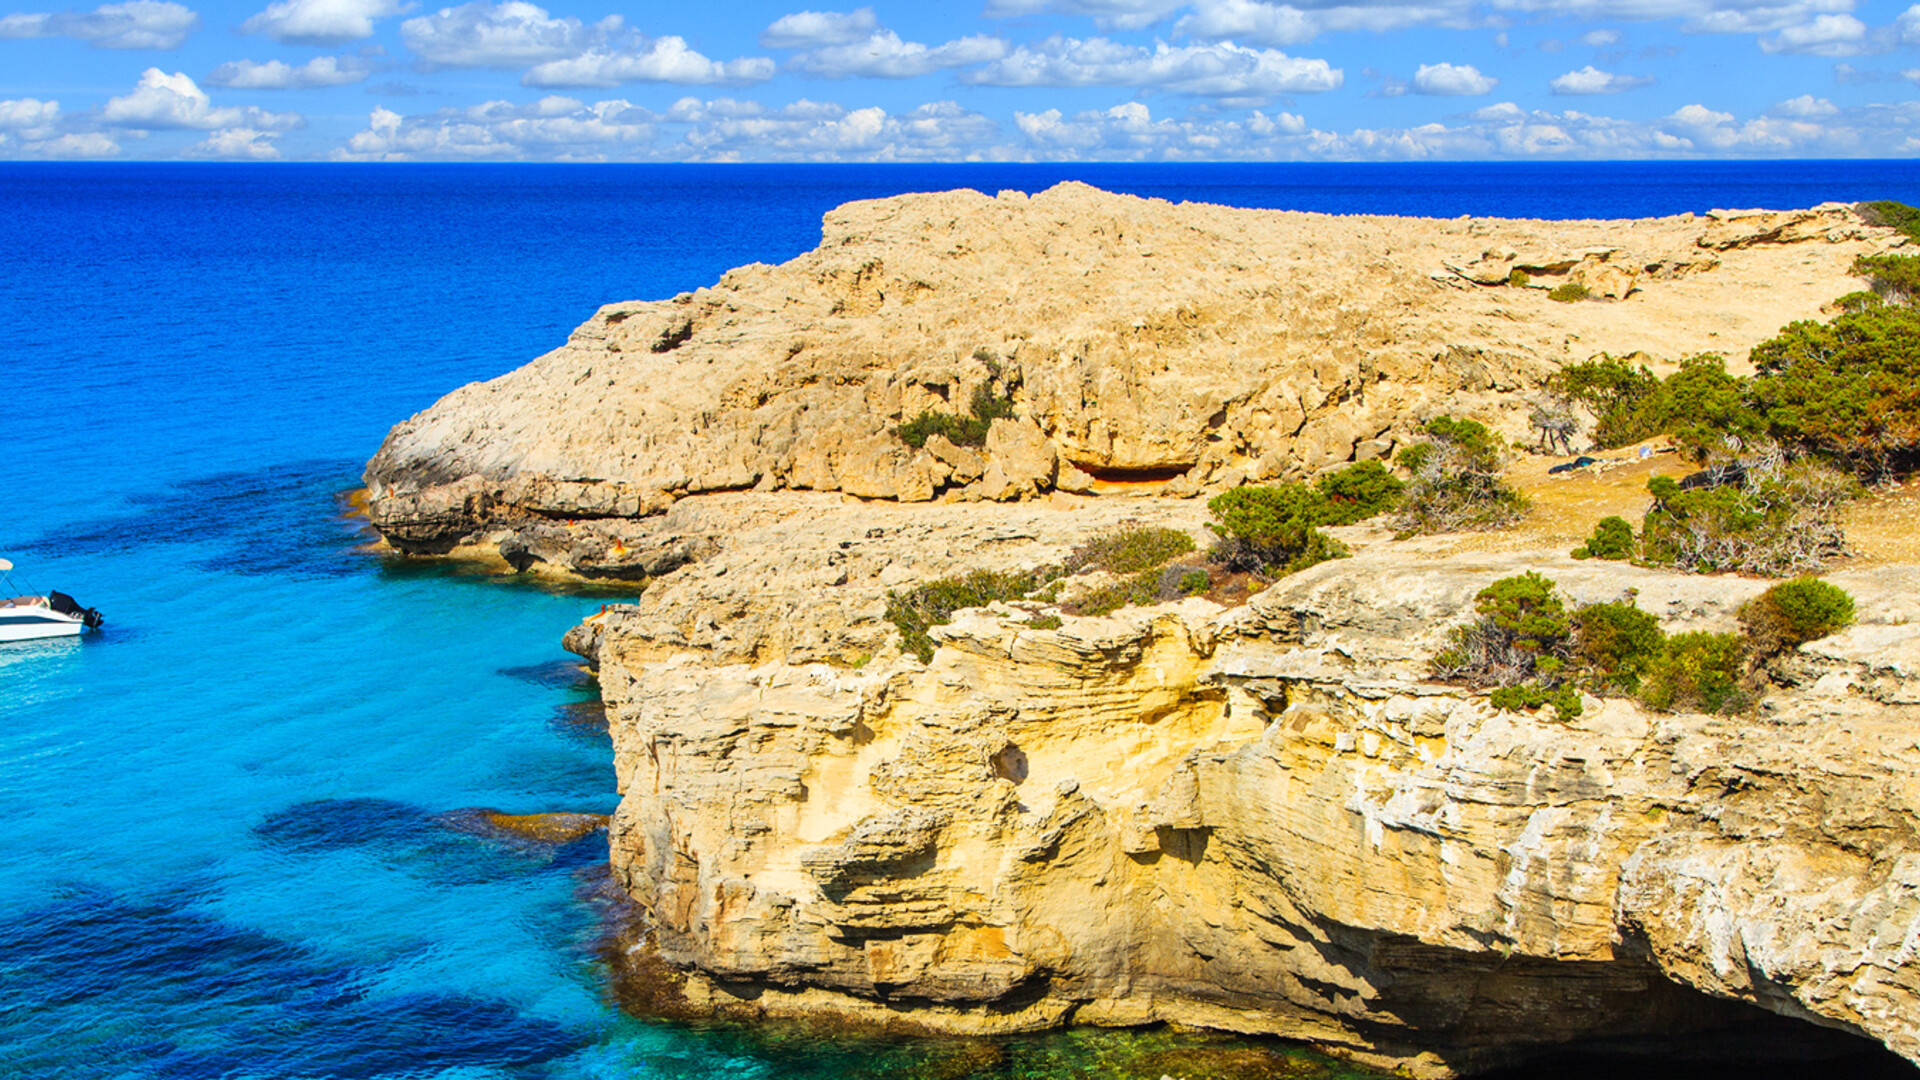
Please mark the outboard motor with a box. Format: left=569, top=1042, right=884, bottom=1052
left=47, top=591, right=105, bottom=629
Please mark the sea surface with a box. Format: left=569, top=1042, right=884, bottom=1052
left=5, top=160, right=1919, bottom=1080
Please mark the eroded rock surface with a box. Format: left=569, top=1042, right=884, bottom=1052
left=586, top=521, right=1920, bottom=1076
left=363, top=185, right=1899, bottom=562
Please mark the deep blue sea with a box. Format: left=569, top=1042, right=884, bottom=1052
left=5, top=161, right=1920, bottom=1080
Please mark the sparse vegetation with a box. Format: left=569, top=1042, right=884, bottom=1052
left=1064, top=524, right=1196, bottom=575
left=1393, top=417, right=1527, bottom=536
left=1508, top=268, right=1531, bottom=287
left=1856, top=199, right=1920, bottom=241
left=1313, top=460, right=1404, bottom=524
left=1548, top=283, right=1591, bottom=303
left=1072, top=562, right=1215, bottom=616
left=895, top=381, right=1017, bottom=449
left=1639, top=631, right=1749, bottom=715
left=1572, top=515, right=1635, bottom=561
left=1573, top=600, right=1665, bottom=693
left=1738, top=577, right=1855, bottom=658
left=887, top=567, right=1053, bottom=662
left=1639, top=462, right=1854, bottom=576
left=1027, top=612, right=1062, bottom=630
left=1432, top=572, right=1582, bottom=722
left=1206, top=484, right=1350, bottom=576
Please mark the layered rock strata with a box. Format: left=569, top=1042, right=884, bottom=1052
left=580, top=511, right=1920, bottom=1076
left=363, top=185, right=1899, bottom=571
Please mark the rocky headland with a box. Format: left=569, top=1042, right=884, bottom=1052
left=363, top=184, right=1920, bottom=1075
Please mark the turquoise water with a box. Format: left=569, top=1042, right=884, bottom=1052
left=5, top=162, right=1920, bottom=1079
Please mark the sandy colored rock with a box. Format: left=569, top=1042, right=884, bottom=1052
left=362, top=185, right=1902, bottom=556
left=586, top=512, right=1920, bottom=1075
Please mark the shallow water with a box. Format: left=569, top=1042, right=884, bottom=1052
left=5, top=161, right=1919, bottom=1079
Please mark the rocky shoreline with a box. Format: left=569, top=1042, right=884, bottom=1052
left=361, top=185, right=1920, bottom=1075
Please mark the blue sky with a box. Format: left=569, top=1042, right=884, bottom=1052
left=2, top=0, right=1918, bottom=159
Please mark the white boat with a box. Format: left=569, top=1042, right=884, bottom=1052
left=0, top=559, right=103, bottom=642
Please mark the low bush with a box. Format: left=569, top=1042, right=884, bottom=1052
left=1509, top=268, right=1530, bottom=287
left=1393, top=417, right=1527, bottom=535
left=1488, top=682, right=1583, bottom=723
left=1639, top=462, right=1854, bottom=576
left=1065, top=524, right=1195, bottom=576
left=1738, top=577, right=1855, bottom=657
left=1206, top=484, right=1351, bottom=576
left=1573, top=600, right=1665, bottom=692
left=1572, top=516, right=1635, bottom=560
left=1856, top=199, right=1920, bottom=240
left=1639, top=631, right=1749, bottom=714
left=1313, top=460, right=1404, bottom=524
left=1548, top=282, right=1591, bottom=303
left=1432, top=572, right=1573, bottom=686
left=895, top=381, right=1017, bottom=449
left=887, top=567, right=1051, bottom=662
left=1071, top=562, right=1215, bottom=616
left=1852, top=253, right=1920, bottom=304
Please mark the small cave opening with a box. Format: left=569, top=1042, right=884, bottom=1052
left=1071, top=463, right=1194, bottom=484
left=1470, top=993, right=1917, bottom=1080
left=991, top=742, right=1029, bottom=784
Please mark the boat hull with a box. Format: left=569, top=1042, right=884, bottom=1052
left=0, top=610, right=87, bottom=641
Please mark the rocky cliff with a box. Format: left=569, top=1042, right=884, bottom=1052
left=579, top=500, right=1920, bottom=1076
left=362, top=183, right=1897, bottom=574
left=360, top=186, right=1920, bottom=1074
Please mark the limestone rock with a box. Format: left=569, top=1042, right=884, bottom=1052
left=363, top=187, right=1902, bottom=554
left=590, top=530, right=1920, bottom=1076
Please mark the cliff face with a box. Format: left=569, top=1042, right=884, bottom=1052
left=361, top=184, right=1895, bottom=570
left=591, top=523, right=1920, bottom=1075
left=360, top=186, right=1920, bottom=1073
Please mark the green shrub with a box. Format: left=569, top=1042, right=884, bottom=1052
left=1509, top=268, right=1530, bottom=287
left=1640, top=463, right=1854, bottom=576
left=1852, top=253, right=1920, bottom=304
left=1548, top=283, right=1591, bottom=303
left=1748, top=301, right=1920, bottom=476
left=1313, top=460, right=1404, bottom=525
left=1393, top=417, right=1527, bottom=535
left=1572, top=516, right=1635, bottom=560
left=1071, top=563, right=1216, bottom=616
left=1639, top=631, right=1749, bottom=714
left=1550, top=354, right=1759, bottom=454
left=1738, top=577, right=1856, bottom=657
left=1027, top=612, right=1062, bottom=630
left=1574, top=601, right=1666, bottom=692
left=887, top=568, right=1049, bottom=662
left=895, top=380, right=1016, bottom=449
left=1206, top=484, right=1351, bottom=576
left=1065, top=524, right=1196, bottom=576
left=1432, top=572, right=1574, bottom=687
left=1856, top=200, right=1920, bottom=240
left=1488, top=682, right=1583, bottom=723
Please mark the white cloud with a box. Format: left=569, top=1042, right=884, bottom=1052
left=1412, top=61, right=1496, bottom=95
left=1015, top=99, right=1306, bottom=157
left=1579, top=27, right=1620, bottom=44
left=1773, top=92, right=1837, bottom=115
left=102, top=68, right=302, bottom=130
left=1175, top=0, right=1475, bottom=47
left=1905, top=66, right=1920, bottom=83
left=1549, top=64, right=1652, bottom=92
left=336, top=96, right=656, bottom=159
left=682, top=98, right=999, bottom=160
left=983, top=0, right=1183, bottom=31
left=1758, top=12, right=1869, bottom=54
left=789, top=30, right=1007, bottom=78
left=401, top=1, right=617, bottom=68
left=18, top=131, right=121, bottom=156
left=0, top=97, right=59, bottom=130
left=206, top=54, right=373, bottom=88
left=184, top=127, right=282, bottom=158
left=0, top=0, right=196, bottom=48
left=759, top=6, right=876, bottom=48
left=240, top=0, right=403, bottom=45
left=522, top=36, right=775, bottom=88
left=965, top=36, right=1342, bottom=98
